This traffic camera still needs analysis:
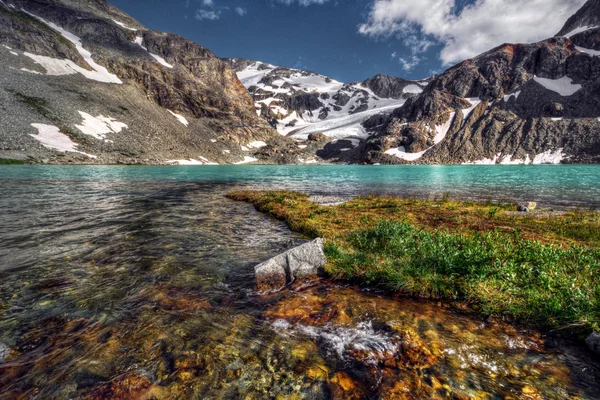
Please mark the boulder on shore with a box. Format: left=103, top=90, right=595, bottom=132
left=254, top=239, right=327, bottom=292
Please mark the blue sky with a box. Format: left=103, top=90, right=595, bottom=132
left=111, top=0, right=585, bottom=83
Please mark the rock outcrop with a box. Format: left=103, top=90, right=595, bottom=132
left=0, top=0, right=276, bottom=164
left=223, top=58, right=428, bottom=164
left=359, top=0, right=600, bottom=165
left=254, top=238, right=327, bottom=292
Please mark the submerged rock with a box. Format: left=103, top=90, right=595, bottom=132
left=586, top=332, right=600, bottom=354
left=254, top=238, right=327, bottom=292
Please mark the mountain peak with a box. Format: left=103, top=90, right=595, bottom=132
left=556, top=0, right=600, bottom=37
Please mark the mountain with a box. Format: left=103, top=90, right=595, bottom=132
left=356, top=0, right=600, bottom=165
left=223, top=58, right=429, bottom=163
left=0, top=0, right=275, bottom=165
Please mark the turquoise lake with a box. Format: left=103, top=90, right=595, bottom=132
left=1, top=164, right=600, bottom=208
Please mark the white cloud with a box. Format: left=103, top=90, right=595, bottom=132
left=202, top=0, right=214, bottom=5
left=195, top=9, right=221, bottom=20
left=398, top=55, right=421, bottom=71
left=359, top=0, right=586, bottom=66
left=235, top=7, right=247, bottom=16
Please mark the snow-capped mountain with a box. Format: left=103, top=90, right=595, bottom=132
left=224, top=59, right=429, bottom=141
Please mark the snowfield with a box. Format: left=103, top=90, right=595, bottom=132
left=30, top=124, right=96, bottom=158
left=235, top=61, right=425, bottom=141
left=23, top=10, right=122, bottom=84
left=533, top=76, right=582, bottom=97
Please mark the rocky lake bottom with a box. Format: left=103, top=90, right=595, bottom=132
left=1, top=165, right=599, bottom=398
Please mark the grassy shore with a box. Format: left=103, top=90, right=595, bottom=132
left=227, top=191, right=600, bottom=333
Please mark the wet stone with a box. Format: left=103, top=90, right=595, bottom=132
left=254, top=238, right=327, bottom=292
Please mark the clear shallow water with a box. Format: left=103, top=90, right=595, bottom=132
left=0, top=165, right=599, bottom=398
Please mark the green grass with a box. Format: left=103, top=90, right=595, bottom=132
left=228, top=190, right=600, bottom=333
left=326, top=220, right=600, bottom=331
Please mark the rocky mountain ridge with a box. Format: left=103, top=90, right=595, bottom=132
left=0, top=0, right=276, bottom=165
left=356, top=0, right=600, bottom=165
left=223, top=58, right=430, bottom=163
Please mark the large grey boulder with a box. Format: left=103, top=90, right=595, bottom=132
left=254, top=238, right=327, bottom=292
left=586, top=332, right=600, bottom=355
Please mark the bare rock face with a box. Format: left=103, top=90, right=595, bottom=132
left=360, top=0, right=600, bottom=165
left=0, top=0, right=276, bottom=164
left=254, top=239, right=327, bottom=292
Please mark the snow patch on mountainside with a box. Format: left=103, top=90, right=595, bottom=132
left=533, top=76, right=582, bottom=96
left=30, top=124, right=96, bottom=157
left=23, top=10, right=122, bottom=84
left=575, top=46, right=600, bottom=57
left=167, top=110, right=189, bottom=126
left=133, top=36, right=173, bottom=68
left=234, top=156, right=258, bottom=164
left=562, top=25, right=599, bottom=38
left=111, top=19, right=137, bottom=31
left=532, top=149, right=565, bottom=164
left=75, top=111, right=128, bottom=140
left=386, top=112, right=456, bottom=161
left=149, top=53, right=173, bottom=68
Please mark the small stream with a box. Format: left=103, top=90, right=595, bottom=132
left=0, top=166, right=599, bottom=399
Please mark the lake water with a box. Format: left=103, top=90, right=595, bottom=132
left=1, top=165, right=599, bottom=398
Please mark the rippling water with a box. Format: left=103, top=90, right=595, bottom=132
left=0, top=166, right=599, bottom=399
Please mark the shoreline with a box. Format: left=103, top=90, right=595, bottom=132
left=228, top=190, right=600, bottom=344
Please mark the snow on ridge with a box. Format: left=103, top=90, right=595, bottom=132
left=30, top=123, right=96, bottom=158
left=575, top=45, right=600, bottom=57
left=403, top=84, right=423, bottom=94
left=149, top=53, right=173, bottom=68
left=23, top=10, right=122, bottom=84
left=533, top=76, right=582, bottom=97
left=20, top=68, right=42, bottom=75
left=111, top=19, right=137, bottom=31
left=562, top=25, right=599, bottom=38
left=132, top=36, right=173, bottom=68
left=75, top=111, right=127, bottom=140
left=134, top=36, right=147, bottom=51
left=167, top=110, right=189, bottom=126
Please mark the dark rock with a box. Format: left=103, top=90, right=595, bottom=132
left=586, top=331, right=600, bottom=354
left=254, top=238, right=327, bottom=292
left=308, top=132, right=330, bottom=142
left=517, top=205, right=530, bottom=212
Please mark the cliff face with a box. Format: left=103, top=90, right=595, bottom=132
left=0, top=0, right=276, bottom=165
left=360, top=0, right=600, bottom=165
